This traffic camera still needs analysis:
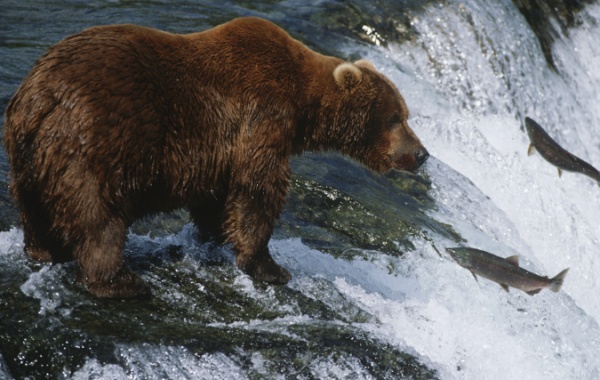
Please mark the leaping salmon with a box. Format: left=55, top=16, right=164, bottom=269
left=525, top=117, right=600, bottom=185
left=446, top=247, right=569, bottom=296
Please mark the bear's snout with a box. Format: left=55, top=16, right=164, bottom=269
left=390, top=145, right=429, bottom=172
left=414, top=147, right=429, bottom=167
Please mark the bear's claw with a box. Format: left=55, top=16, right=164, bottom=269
left=238, top=251, right=292, bottom=285
left=252, top=263, right=292, bottom=285
left=25, top=247, right=53, bottom=262
left=83, top=267, right=151, bottom=299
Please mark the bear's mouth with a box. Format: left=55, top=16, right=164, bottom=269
left=392, top=148, right=429, bottom=172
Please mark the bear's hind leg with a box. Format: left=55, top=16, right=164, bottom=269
left=23, top=226, right=53, bottom=262
left=15, top=186, right=74, bottom=263
left=21, top=210, right=71, bottom=263
left=76, top=219, right=150, bottom=298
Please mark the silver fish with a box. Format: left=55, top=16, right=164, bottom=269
left=525, top=117, right=600, bottom=185
left=446, top=247, right=569, bottom=296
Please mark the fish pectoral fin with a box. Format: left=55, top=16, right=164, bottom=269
left=557, top=168, right=563, bottom=178
left=526, top=289, right=542, bottom=296
left=505, top=255, right=520, bottom=267
left=469, top=270, right=479, bottom=282
left=501, top=284, right=510, bottom=293
left=527, top=144, right=536, bottom=156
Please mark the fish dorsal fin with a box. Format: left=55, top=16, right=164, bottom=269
left=527, top=144, right=536, bottom=156
left=501, top=284, right=510, bottom=292
left=557, top=168, right=563, bottom=178
left=505, top=255, right=519, bottom=267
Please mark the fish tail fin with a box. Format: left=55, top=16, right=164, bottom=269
left=550, top=268, right=569, bottom=292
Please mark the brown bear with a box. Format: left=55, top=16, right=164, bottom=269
left=4, top=17, right=428, bottom=298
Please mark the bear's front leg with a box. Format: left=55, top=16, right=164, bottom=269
left=223, top=182, right=291, bottom=285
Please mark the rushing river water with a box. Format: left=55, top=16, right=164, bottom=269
left=2, top=0, right=600, bottom=379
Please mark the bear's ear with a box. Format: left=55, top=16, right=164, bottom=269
left=333, top=62, right=363, bottom=91
left=354, top=60, right=377, bottom=72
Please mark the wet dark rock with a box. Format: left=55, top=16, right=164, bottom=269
left=512, top=0, right=595, bottom=70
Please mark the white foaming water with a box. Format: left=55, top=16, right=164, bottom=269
left=72, top=347, right=249, bottom=380
left=337, top=0, right=600, bottom=378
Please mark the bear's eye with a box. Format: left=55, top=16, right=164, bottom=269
left=387, top=113, right=402, bottom=128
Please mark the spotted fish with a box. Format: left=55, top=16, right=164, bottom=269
left=525, top=117, right=600, bottom=185
left=446, top=247, right=568, bottom=296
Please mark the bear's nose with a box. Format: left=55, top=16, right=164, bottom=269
left=415, top=147, right=429, bottom=167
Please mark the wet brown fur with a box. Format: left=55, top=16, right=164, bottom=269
left=4, top=17, right=426, bottom=298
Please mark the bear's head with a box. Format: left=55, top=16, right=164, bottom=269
left=331, top=60, right=429, bottom=173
